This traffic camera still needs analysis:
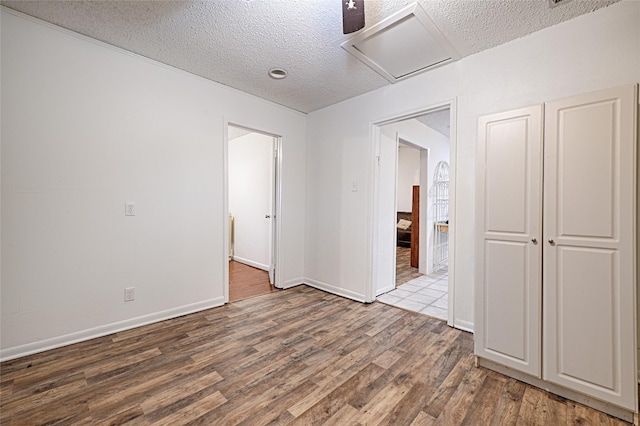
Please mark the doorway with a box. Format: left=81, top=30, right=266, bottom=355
left=371, top=103, right=455, bottom=325
left=226, top=124, right=280, bottom=302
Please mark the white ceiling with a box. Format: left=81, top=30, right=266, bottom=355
left=1, top=0, right=619, bottom=113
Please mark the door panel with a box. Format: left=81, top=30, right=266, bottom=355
left=557, top=101, right=616, bottom=238
left=475, top=105, right=543, bottom=377
left=484, top=240, right=528, bottom=361
left=543, top=84, right=637, bottom=410
left=485, top=118, right=529, bottom=234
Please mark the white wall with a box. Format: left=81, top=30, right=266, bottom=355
left=229, top=132, right=273, bottom=270
left=305, top=0, right=640, bottom=330
left=396, top=144, right=420, bottom=213
left=0, top=9, right=306, bottom=360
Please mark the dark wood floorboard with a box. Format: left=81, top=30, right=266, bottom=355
left=229, top=260, right=275, bottom=302
left=396, top=246, right=422, bottom=286
left=0, top=286, right=631, bottom=425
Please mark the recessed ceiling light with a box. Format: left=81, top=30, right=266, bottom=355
left=268, top=68, right=288, bottom=79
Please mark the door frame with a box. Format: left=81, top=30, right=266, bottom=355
left=367, top=99, right=458, bottom=327
left=223, top=120, right=283, bottom=303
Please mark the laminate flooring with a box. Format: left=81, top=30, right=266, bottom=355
left=396, top=246, right=422, bottom=286
left=0, top=286, right=631, bottom=425
left=229, top=260, right=275, bottom=302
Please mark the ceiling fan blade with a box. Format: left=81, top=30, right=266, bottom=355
left=342, top=0, right=365, bottom=34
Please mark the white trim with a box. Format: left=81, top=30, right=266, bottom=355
left=478, top=357, right=635, bottom=423
left=231, top=256, right=269, bottom=271
left=454, top=319, right=474, bottom=334
left=224, top=119, right=285, bottom=298
left=282, top=278, right=305, bottom=289
left=0, top=297, right=225, bottom=362
left=223, top=119, right=230, bottom=303
left=376, top=285, right=396, bottom=297
left=304, top=278, right=367, bottom=303
left=273, top=136, right=284, bottom=289
left=364, top=124, right=381, bottom=303
left=446, top=98, right=458, bottom=328
left=369, top=99, right=461, bottom=328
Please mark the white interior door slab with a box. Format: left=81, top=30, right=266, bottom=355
left=228, top=131, right=273, bottom=272
left=475, top=105, right=543, bottom=377
left=542, top=84, right=637, bottom=411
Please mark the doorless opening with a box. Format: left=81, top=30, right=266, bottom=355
left=370, top=102, right=456, bottom=326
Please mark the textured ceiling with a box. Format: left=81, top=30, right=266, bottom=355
left=416, top=109, right=450, bottom=137
left=1, top=0, right=620, bottom=113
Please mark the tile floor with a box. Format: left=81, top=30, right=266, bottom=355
left=377, top=266, right=448, bottom=321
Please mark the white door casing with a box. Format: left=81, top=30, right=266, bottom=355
left=371, top=130, right=399, bottom=297
left=542, top=85, right=638, bottom=411
left=269, top=137, right=278, bottom=286
left=475, top=105, right=543, bottom=377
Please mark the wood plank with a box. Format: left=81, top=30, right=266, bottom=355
left=151, top=390, right=227, bottom=424
left=229, top=260, right=275, bottom=301
left=396, top=246, right=422, bottom=286
left=489, top=377, right=527, bottom=426
left=0, top=286, right=632, bottom=425
left=461, top=373, right=507, bottom=425
left=410, top=411, right=438, bottom=426
left=293, top=363, right=386, bottom=424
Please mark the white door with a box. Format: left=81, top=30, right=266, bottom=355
left=228, top=130, right=274, bottom=272
left=543, top=85, right=637, bottom=410
left=475, top=105, right=543, bottom=377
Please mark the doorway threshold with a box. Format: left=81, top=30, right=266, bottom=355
left=378, top=265, right=448, bottom=320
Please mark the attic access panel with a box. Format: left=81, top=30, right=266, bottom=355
left=341, top=2, right=459, bottom=83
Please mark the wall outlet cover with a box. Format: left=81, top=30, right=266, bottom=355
left=124, top=287, right=135, bottom=302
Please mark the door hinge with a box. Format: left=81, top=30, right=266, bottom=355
left=376, top=155, right=380, bottom=165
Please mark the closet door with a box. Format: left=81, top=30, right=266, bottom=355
left=475, top=105, right=543, bottom=376
left=543, top=85, right=637, bottom=410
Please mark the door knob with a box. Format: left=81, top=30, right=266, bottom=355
left=548, top=239, right=555, bottom=245
left=531, top=238, right=537, bottom=244
left=265, top=215, right=271, bottom=219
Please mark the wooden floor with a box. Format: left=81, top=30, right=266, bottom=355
left=0, top=286, right=630, bottom=425
left=396, top=246, right=422, bottom=286
left=229, top=260, right=275, bottom=302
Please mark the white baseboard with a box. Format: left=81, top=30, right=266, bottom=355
left=231, top=256, right=269, bottom=271
left=375, top=285, right=395, bottom=297
left=281, top=277, right=304, bottom=289
left=0, top=297, right=225, bottom=362
left=304, top=278, right=367, bottom=303
left=454, top=319, right=474, bottom=333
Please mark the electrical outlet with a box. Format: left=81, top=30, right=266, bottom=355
left=124, top=287, right=135, bottom=302
left=125, top=202, right=136, bottom=216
